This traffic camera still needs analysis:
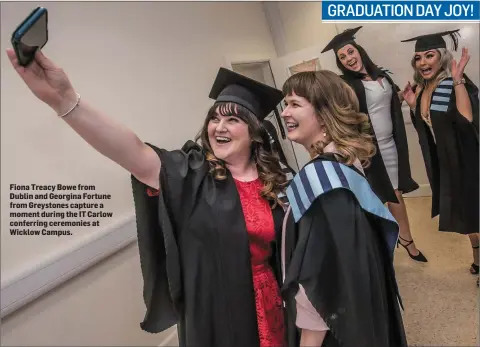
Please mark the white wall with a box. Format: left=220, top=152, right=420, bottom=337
left=264, top=2, right=339, bottom=57
left=1, top=0, right=276, bottom=287
left=1, top=244, right=177, bottom=346
left=264, top=2, right=479, bottom=195
left=1, top=1, right=277, bottom=344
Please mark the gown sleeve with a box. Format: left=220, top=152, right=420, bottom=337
left=294, top=284, right=329, bottom=331
left=392, top=81, right=401, bottom=93
left=452, top=75, right=479, bottom=137
left=130, top=140, right=209, bottom=333
left=283, top=188, right=406, bottom=347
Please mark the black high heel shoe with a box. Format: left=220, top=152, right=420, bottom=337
left=470, top=245, right=479, bottom=275
left=397, top=236, right=428, bottom=262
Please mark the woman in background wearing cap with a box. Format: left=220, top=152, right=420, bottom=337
left=6, top=49, right=289, bottom=347
left=401, top=30, right=479, bottom=285
left=280, top=70, right=407, bottom=347
left=321, top=27, right=427, bottom=263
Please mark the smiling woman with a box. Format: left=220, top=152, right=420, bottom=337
left=401, top=30, right=479, bottom=285
left=280, top=70, right=408, bottom=347
left=320, top=26, right=427, bottom=264
left=6, top=42, right=289, bottom=346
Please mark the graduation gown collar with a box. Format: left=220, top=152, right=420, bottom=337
left=286, top=156, right=395, bottom=224
left=285, top=155, right=399, bottom=257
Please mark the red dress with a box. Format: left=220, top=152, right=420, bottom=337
left=146, top=179, right=285, bottom=346
left=234, top=178, right=286, bottom=347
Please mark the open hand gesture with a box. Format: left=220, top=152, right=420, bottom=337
left=451, top=47, right=470, bottom=82
left=402, top=81, right=416, bottom=110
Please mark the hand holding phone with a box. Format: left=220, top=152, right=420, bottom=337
left=11, top=7, right=48, bottom=67
left=7, top=6, right=77, bottom=115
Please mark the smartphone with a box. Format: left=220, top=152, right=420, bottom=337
left=11, top=7, right=48, bottom=67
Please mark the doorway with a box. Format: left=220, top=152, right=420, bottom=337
left=231, top=61, right=300, bottom=172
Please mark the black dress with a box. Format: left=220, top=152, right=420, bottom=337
left=410, top=74, right=479, bottom=234
left=130, top=140, right=287, bottom=346
left=341, top=71, right=419, bottom=203
left=282, top=153, right=407, bottom=347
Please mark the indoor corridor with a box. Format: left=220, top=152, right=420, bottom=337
left=394, top=197, right=479, bottom=346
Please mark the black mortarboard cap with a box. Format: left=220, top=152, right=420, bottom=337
left=321, top=26, right=362, bottom=53
left=401, top=29, right=461, bottom=52
left=209, top=67, right=284, bottom=121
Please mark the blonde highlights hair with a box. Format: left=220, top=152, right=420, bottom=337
left=411, top=48, right=453, bottom=89
left=195, top=102, right=287, bottom=208
left=282, top=70, right=376, bottom=168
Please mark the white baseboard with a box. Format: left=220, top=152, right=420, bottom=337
left=1, top=212, right=137, bottom=319
left=403, top=183, right=432, bottom=198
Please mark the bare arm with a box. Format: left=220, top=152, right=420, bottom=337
left=300, top=329, right=327, bottom=346
left=60, top=96, right=161, bottom=189
left=453, top=82, right=473, bottom=122
left=295, top=285, right=329, bottom=346
left=402, top=82, right=417, bottom=111
left=7, top=49, right=161, bottom=189
left=450, top=49, right=473, bottom=122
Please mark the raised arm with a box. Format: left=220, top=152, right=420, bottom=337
left=451, top=48, right=473, bottom=122
left=6, top=48, right=161, bottom=189
left=453, top=82, right=473, bottom=122
left=401, top=81, right=417, bottom=111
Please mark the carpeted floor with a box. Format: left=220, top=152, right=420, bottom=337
left=396, top=197, right=479, bottom=346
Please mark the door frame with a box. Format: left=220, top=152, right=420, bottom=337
left=222, top=55, right=301, bottom=171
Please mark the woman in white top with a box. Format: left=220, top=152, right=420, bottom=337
left=322, top=27, right=427, bottom=262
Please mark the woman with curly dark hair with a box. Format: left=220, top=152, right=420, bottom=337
left=280, top=70, right=407, bottom=347
left=7, top=47, right=289, bottom=347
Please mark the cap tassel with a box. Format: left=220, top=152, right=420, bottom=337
left=449, top=30, right=461, bottom=52
left=378, top=66, right=393, bottom=75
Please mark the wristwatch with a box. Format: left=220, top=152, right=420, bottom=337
left=453, top=78, right=466, bottom=87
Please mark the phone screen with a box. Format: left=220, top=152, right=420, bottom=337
left=15, top=10, right=48, bottom=65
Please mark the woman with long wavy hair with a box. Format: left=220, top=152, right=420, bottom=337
left=6, top=47, right=289, bottom=347
left=321, top=27, right=427, bottom=263
left=401, top=30, right=479, bottom=286
left=280, top=70, right=407, bottom=347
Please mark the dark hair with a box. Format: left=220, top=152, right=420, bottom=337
left=195, top=102, right=287, bottom=207
left=335, top=42, right=383, bottom=80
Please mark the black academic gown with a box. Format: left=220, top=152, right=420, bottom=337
left=282, top=154, right=407, bottom=347
left=130, top=140, right=286, bottom=347
left=341, top=72, right=419, bottom=203
left=410, top=75, right=479, bottom=234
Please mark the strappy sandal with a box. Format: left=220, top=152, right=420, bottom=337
left=397, top=236, right=428, bottom=262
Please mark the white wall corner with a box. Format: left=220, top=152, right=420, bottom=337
left=261, top=2, right=288, bottom=57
